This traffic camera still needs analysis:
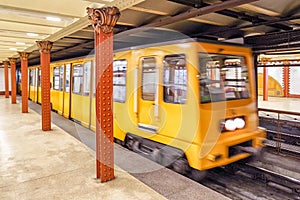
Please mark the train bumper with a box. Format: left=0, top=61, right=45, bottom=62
left=188, top=127, right=266, bottom=170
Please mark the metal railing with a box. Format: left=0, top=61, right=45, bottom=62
left=258, top=108, right=300, bottom=156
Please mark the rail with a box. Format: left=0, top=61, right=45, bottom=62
left=258, top=108, right=300, bottom=156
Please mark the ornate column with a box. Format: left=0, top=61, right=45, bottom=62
left=3, top=61, right=9, bottom=98
left=9, top=58, right=17, bottom=104
left=36, top=41, right=53, bottom=131
left=18, top=52, right=30, bottom=113
left=263, top=67, right=268, bottom=101
left=283, top=61, right=290, bottom=97
left=87, top=7, right=120, bottom=182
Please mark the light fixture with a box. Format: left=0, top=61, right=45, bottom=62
left=27, top=33, right=39, bottom=37
left=224, top=119, right=236, bottom=131
left=220, top=117, right=246, bottom=132
left=16, top=42, right=26, bottom=45
left=46, top=16, right=61, bottom=22
left=234, top=118, right=245, bottom=129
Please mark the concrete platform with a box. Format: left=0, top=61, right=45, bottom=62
left=258, top=96, right=300, bottom=113
left=0, top=96, right=229, bottom=200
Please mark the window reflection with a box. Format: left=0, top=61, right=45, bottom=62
left=199, top=53, right=250, bottom=103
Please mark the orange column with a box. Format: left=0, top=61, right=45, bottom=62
left=9, top=58, right=17, bottom=104
left=3, top=61, right=9, bottom=98
left=36, top=41, right=53, bottom=131
left=283, top=63, right=290, bottom=97
left=18, top=52, right=30, bottom=113
left=263, top=67, right=268, bottom=101
left=87, top=7, right=120, bottom=182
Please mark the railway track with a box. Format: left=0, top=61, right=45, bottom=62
left=200, top=159, right=300, bottom=200
left=199, top=114, right=300, bottom=200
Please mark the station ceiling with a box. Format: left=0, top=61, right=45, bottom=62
left=0, top=0, right=300, bottom=66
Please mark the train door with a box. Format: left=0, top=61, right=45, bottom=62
left=90, top=61, right=96, bottom=131
left=34, top=68, right=39, bottom=102
left=29, top=68, right=38, bottom=102
left=28, top=69, right=33, bottom=100
left=137, top=56, right=160, bottom=133
left=70, top=61, right=92, bottom=128
left=52, top=65, right=65, bottom=114
left=70, top=63, right=83, bottom=123
left=62, top=63, right=71, bottom=118
left=37, top=68, right=42, bottom=104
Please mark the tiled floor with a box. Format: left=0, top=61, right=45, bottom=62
left=0, top=96, right=229, bottom=200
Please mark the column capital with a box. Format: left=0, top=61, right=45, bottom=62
left=86, top=7, right=120, bottom=34
left=18, top=52, right=31, bottom=61
left=9, top=58, right=17, bottom=65
left=3, top=61, right=9, bottom=66
left=36, top=40, right=53, bottom=53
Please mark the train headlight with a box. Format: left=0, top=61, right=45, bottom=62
left=221, top=117, right=246, bottom=132
left=234, top=118, right=245, bottom=129
left=225, top=119, right=236, bottom=131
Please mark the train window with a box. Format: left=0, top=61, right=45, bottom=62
left=72, top=64, right=83, bottom=95
left=163, top=54, right=187, bottom=104
left=38, top=69, right=41, bottom=87
left=53, top=67, right=60, bottom=90
left=29, top=70, right=34, bottom=86
left=92, top=61, right=95, bottom=97
left=83, top=61, right=91, bottom=96
left=199, top=53, right=250, bottom=103
left=113, top=59, right=127, bottom=102
left=142, top=57, right=156, bottom=101
left=65, top=64, right=71, bottom=93
left=59, top=65, right=64, bottom=91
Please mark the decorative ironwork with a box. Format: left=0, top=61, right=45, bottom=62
left=9, top=58, right=17, bottom=104
left=3, top=61, right=9, bottom=66
left=36, top=41, right=53, bottom=53
left=86, top=7, right=120, bottom=34
left=18, top=52, right=30, bottom=61
left=8, top=58, right=17, bottom=65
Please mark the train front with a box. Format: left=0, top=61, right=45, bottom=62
left=189, top=42, right=266, bottom=171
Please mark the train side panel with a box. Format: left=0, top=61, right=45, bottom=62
left=70, top=60, right=92, bottom=128
left=113, top=43, right=202, bottom=151
left=113, top=41, right=265, bottom=171
left=28, top=67, right=38, bottom=102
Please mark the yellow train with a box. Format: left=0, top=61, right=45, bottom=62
left=26, top=38, right=266, bottom=180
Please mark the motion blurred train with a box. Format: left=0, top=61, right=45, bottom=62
left=22, top=37, right=266, bottom=180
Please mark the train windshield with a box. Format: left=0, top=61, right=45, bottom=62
left=199, top=53, right=250, bottom=103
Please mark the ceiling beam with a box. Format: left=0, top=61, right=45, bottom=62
left=28, top=40, right=94, bottom=66
left=237, top=4, right=280, bottom=17
left=142, top=0, right=258, bottom=27
left=245, top=29, right=300, bottom=46
left=192, top=14, right=300, bottom=38
left=216, top=10, right=293, bottom=31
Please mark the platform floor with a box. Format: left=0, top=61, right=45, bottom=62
left=258, top=96, right=300, bottom=113
left=0, top=96, right=229, bottom=200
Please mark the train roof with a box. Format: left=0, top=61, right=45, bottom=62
left=113, top=27, right=251, bottom=52
left=28, top=28, right=251, bottom=67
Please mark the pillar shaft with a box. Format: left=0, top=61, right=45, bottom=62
left=36, top=41, right=53, bottom=131
left=9, top=58, right=17, bottom=104
left=18, top=52, right=30, bottom=113
left=283, top=65, right=290, bottom=97
left=263, top=67, right=268, bottom=101
left=87, top=6, right=120, bottom=183
left=3, top=61, right=9, bottom=98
